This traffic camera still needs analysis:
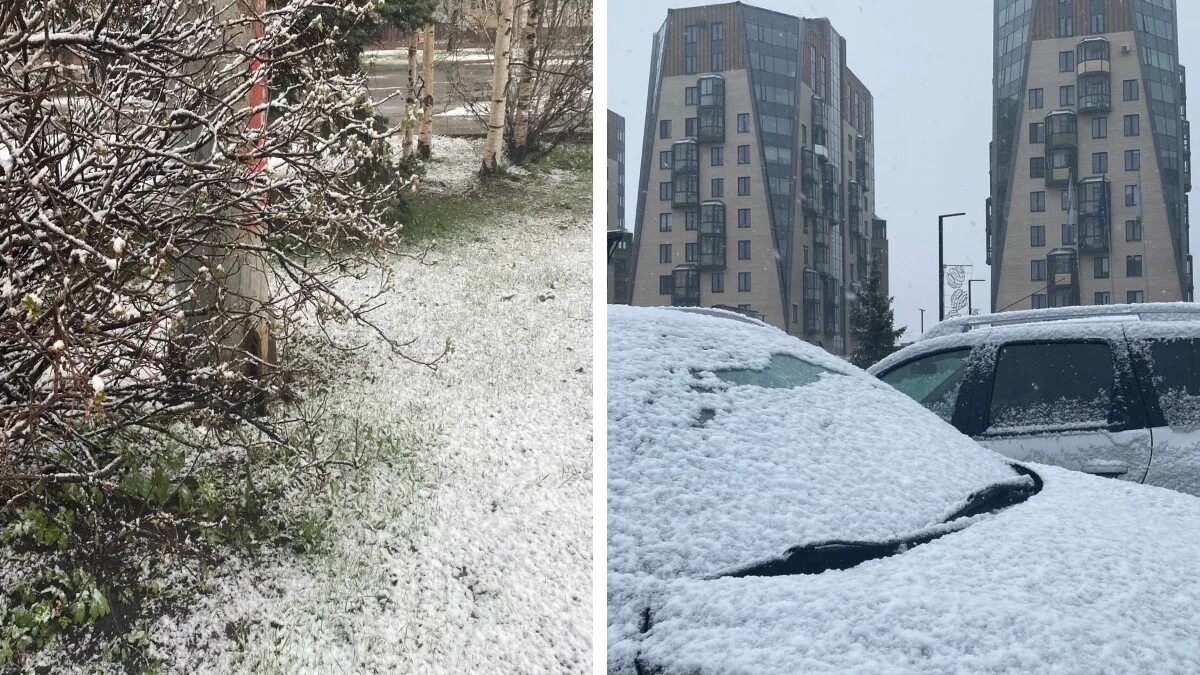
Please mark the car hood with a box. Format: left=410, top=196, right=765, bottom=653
left=610, top=464, right=1200, bottom=674
left=608, top=306, right=1027, bottom=583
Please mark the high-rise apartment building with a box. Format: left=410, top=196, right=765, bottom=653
left=988, top=0, right=1192, bottom=311
left=608, top=110, right=626, bottom=232
left=628, top=3, right=882, bottom=355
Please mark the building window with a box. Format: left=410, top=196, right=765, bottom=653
left=659, top=213, right=671, bottom=231
left=1094, top=256, right=1110, bottom=278
left=1095, top=291, right=1111, bottom=305
left=737, top=176, right=750, bottom=195
left=1092, top=116, right=1107, bottom=139
left=1032, top=293, right=1048, bottom=309
left=659, top=243, right=671, bottom=263
left=659, top=150, right=672, bottom=169
left=737, top=240, right=751, bottom=260
left=1089, top=0, right=1105, bottom=33
left=1123, top=79, right=1139, bottom=101
left=1029, top=88, right=1044, bottom=109
left=712, top=272, right=724, bottom=293
left=1032, top=259, right=1047, bottom=281
left=1127, top=255, right=1143, bottom=277
left=1126, top=219, right=1142, bottom=241
left=793, top=303, right=800, bottom=324
left=1059, top=85, right=1075, bottom=106
left=1030, top=156, right=1046, bottom=178
left=659, top=181, right=672, bottom=200
left=1092, top=151, right=1107, bottom=174
left=737, top=113, right=750, bottom=133
left=659, top=275, right=673, bottom=295
left=1031, top=225, right=1046, bottom=247
left=1125, top=149, right=1140, bottom=171
left=710, top=22, right=724, bottom=71
left=685, top=242, right=697, bottom=262
left=804, top=246, right=809, bottom=264
left=738, top=208, right=750, bottom=228
left=1058, top=0, right=1074, bottom=37
left=711, top=146, right=724, bottom=166
left=738, top=271, right=751, bottom=292
left=1031, top=191, right=1046, bottom=212
left=711, top=178, right=724, bottom=198
left=660, top=120, right=671, bottom=139
left=1060, top=50, right=1075, bottom=72
left=1125, top=184, right=1139, bottom=207
left=685, top=117, right=698, bottom=137
left=1029, top=122, right=1045, bottom=144
left=686, top=87, right=698, bottom=105
left=737, top=145, right=750, bottom=164
left=1062, top=222, right=1077, bottom=245
left=685, top=211, right=698, bottom=230
left=1127, top=290, right=1144, bottom=303
left=1124, top=114, right=1140, bottom=136
left=684, top=25, right=699, bottom=74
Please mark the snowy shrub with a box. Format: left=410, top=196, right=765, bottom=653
left=0, top=0, right=441, bottom=483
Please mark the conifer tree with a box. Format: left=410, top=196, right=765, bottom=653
left=849, top=269, right=906, bottom=368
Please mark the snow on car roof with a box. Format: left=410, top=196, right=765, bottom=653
left=615, top=464, right=1200, bottom=674
left=922, top=302, right=1200, bottom=341
left=608, top=305, right=1023, bottom=584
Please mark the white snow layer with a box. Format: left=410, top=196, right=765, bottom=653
left=151, top=141, right=591, bottom=672
left=616, top=465, right=1200, bottom=674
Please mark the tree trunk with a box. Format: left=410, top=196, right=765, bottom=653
left=482, top=0, right=515, bottom=172
left=404, top=31, right=418, bottom=157
left=512, top=0, right=541, bottom=161
left=418, top=23, right=435, bottom=159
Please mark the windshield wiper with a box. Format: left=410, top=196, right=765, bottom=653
left=721, top=464, right=1041, bottom=578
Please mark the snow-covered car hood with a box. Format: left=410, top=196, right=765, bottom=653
left=612, top=464, right=1200, bottom=674
left=608, top=305, right=1026, bottom=583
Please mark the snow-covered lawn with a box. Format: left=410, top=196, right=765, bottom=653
left=151, top=138, right=592, bottom=672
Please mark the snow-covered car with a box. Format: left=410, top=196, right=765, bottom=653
left=869, top=303, right=1200, bottom=497
left=608, top=305, right=1200, bottom=674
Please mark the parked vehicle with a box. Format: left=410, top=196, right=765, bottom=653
left=870, top=303, right=1200, bottom=496
left=609, top=305, right=1200, bottom=674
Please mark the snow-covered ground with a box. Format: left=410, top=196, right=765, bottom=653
left=151, top=138, right=592, bottom=672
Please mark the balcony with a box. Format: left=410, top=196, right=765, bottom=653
left=1076, top=37, right=1111, bottom=75
left=697, top=75, right=725, bottom=144
left=803, top=268, right=820, bottom=334
left=1077, top=72, right=1111, bottom=114
left=671, top=265, right=700, bottom=307
left=671, top=139, right=699, bottom=208
left=822, top=274, right=838, bottom=336
left=1077, top=177, right=1111, bottom=253
left=1046, top=248, right=1080, bottom=308
left=698, top=200, right=726, bottom=269
left=801, top=148, right=819, bottom=214
left=811, top=96, right=828, bottom=155
left=1045, top=111, right=1077, bottom=186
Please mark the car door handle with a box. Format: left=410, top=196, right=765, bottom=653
left=1081, top=462, right=1129, bottom=478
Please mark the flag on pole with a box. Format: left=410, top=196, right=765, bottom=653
left=1067, top=171, right=1076, bottom=227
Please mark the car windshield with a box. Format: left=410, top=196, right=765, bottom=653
left=712, top=353, right=833, bottom=389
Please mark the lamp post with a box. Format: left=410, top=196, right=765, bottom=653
left=919, top=308, right=925, bottom=335
left=939, top=212, right=966, bottom=321
left=968, top=278, right=985, bottom=316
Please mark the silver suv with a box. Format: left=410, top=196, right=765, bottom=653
left=869, top=303, right=1200, bottom=496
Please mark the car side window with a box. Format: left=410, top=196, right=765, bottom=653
left=1144, top=338, right=1200, bottom=427
left=879, top=349, right=971, bottom=422
left=986, top=342, right=1114, bottom=433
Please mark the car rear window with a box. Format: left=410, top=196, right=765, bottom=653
left=712, top=353, right=834, bottom=389
left=1144, top=338, right=1200, bottom=427
left=987, top=342, right=1114, bottom=432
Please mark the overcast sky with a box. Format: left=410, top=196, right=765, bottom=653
left=607, top=0, right=1200, bottom=338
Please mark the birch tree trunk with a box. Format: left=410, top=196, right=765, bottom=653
left=482, top=0, right=515, bottom=172
left=418, top=23, right=435, bottom=159
left=512, top=0, right=541, bottom=160
left=404, top=31, right=418, bottom=157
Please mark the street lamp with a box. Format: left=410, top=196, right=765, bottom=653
left=939, top=212, right=967, bottom=321
left=968, top=279, right=985, bottom=316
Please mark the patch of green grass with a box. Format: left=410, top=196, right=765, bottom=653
left=401, top=141, right=592, bottom=243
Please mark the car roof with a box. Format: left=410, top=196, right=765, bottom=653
left=922, top=302, right=1200, bottom=341
left=608, top=305, right=1023, bottom=582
